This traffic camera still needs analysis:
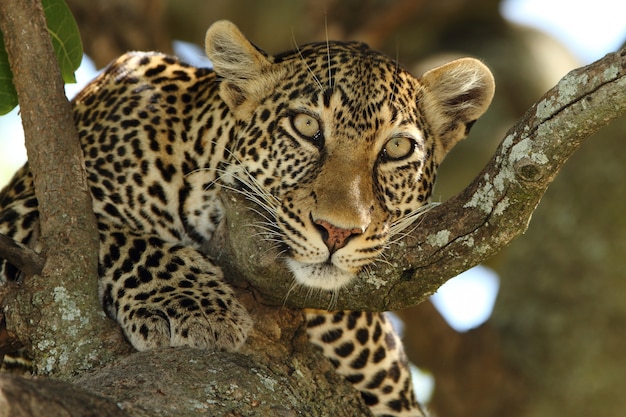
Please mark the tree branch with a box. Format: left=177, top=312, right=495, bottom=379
left=0, top=234, right=44, bottom=277
left=208, top=47, right=626, bottom=310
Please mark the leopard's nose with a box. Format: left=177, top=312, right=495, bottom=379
left=313, top=219, right=365, bottom=253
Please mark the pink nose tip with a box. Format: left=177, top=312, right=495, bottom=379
left=313, top=219, right=364, bottom=252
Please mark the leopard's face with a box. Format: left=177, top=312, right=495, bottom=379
left=224, top=44, right=434, bottom=290
left=206, top=22, right=494, bottom=291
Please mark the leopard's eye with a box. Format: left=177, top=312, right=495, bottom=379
left=382, top=136, right=415, bottom=160
left=291, top=113, right=322, bottom=143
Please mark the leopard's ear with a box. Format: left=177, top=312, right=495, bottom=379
left=205, top=20, right=274, bottom=112
left=420, top=58, right=495, bottom=161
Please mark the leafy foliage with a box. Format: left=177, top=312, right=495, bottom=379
left=0, top=0, right=82, bottom=115
left=0, top=29, right=17, bottom=115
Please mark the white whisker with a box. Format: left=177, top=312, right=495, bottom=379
left=388, top=202, right=439, bottom=238
left=327, top=288, right=339, bottom=311
left=389, top=43, right=400, bottom=107
left=283, top=280, right=303, bottom=306
left=324, top=12, right=333, bottom=91
left=246, top=222, right=277, bottom=233
left=291, top=31, right=324, bottom=93
left=372, top=253, right=394, bottom=270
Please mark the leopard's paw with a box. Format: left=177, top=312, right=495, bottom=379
left=121, top=294, right=252, bottom=351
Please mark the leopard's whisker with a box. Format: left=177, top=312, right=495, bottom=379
left=388, top=202, right=439, bottom=238
left=324, top=11, right=333, bottom=91
left=292, top=31, right=324, bottom=94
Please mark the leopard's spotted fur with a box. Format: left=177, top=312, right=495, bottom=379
left=0, top=21, right=494, bottom=416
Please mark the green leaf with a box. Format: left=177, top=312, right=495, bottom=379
left=0, top=29, right=18, bottom=115
left=43, top=0, right=83, bottom=84
left=0, top=0, right=82, bottom=115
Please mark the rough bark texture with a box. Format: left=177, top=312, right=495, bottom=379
left=0, top=374, right=127, bottom=417
left=207, top=48, right=626, bottom=311
left=0, top=0, right=121, bottom=377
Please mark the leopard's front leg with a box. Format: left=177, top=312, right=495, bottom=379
left=98, top=221, right=252, bottom=351
left=306, top=310, right=426, bottom=417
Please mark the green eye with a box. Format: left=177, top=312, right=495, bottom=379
left=291, top=113, right=321, bottom=140
left=383, top=136, right=415, bottom=160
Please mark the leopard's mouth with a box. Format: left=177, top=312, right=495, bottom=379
left=285, top=258, right=356, bottom=291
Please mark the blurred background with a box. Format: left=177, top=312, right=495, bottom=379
left=1, top=1, right=625, bottom=416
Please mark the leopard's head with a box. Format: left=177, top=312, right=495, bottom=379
left=205, top=21, right=494, bottom=291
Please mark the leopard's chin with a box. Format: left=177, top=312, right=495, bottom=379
left=285, top=258, right=356, bottom=291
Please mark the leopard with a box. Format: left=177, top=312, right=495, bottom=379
left=0, top=20, right=494, bottom=416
